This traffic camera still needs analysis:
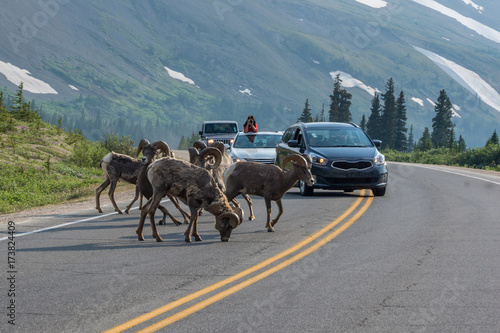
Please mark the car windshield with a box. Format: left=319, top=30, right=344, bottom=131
left=233, top=134, right=282, bottom=148
left=306, top=128, right=373, bottom=147
left=204, top=123, right=238, bottom=133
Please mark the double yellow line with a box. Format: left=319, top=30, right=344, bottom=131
left=104, top=190, right=374, bottom=333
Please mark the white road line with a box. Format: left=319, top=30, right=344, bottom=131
left=0, top=199, right=171, bottom=242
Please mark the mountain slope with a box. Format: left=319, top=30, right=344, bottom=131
left=0, top=0, right=499, bottom=147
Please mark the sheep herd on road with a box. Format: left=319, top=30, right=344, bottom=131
left=95, top=139, right=315, bottom=242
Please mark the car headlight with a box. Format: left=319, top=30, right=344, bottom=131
left=374, top=152, right=386, bottom=165
left=310, top=153, right=328, bottom=166
left=207, top=138, right=215, bottom=144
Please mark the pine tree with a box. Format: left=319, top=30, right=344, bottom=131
left=329, top=74, right=342, bottom=122
left=366, top=93, right=382, bottom=140
left=431, top=89, right=454, bottom=148
left=10, top=82, right=24, bottom=116
left=298, top=98, right=313, bottom=123
left=360, top=114, right=367, bottom=132
left=449, top=127, right=456, bottom=149
left=394, top=90, right=408, bottom=151
left=178, top=135, right=187, bottom=149
left=339, top=89, right=352, bottom=122
left=329, top=74, right=352, bottom=122
left=320, top=103, right=325, bottom=122
left=457, top=135, right=467, bottom=151
left=486, top=129, right=499, bottom=146
left=417, top=127, right=433, bottom=151
left=407, top=125, right=415, bottom=152
left=380, top=78, right=397, bottom=149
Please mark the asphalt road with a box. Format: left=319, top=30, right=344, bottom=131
left=1, top=162, right=500, bottom=333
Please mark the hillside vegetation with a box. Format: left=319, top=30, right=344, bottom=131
left=0, top=86, right=137, bottom=214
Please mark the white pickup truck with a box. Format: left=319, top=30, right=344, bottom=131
left=198, top=120, right=239, bottom=145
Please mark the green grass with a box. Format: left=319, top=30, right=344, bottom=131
left=0, top=112, right=135, bottom=214
left=0, top=161, right=104, bottom=214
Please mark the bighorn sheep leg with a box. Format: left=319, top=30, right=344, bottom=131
left=169, top=196, right=191, bottom=224
left=107, top=179, right=123, bottom=214
left=241, top=194, right=255, bottom=221
left=137, top=196, right=163, bottom=242
left=271, top=199, right=284, bottom=228
left=124, top=186, right=141, bottom=214
left=264, top=196, right=274, bottom=232
left=184, top=200, right=202, bottom=243
left=95, top=178, right=111, bottom=213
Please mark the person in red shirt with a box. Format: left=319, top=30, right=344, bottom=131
left=243, top=115, right=258, bottom=143
left=243, top=115, right=258, bottom=133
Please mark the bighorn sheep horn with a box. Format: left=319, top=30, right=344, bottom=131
left=209, top=141, right=226, bottom=155
left=216, top=212, right=241, bottom=228
left=136, top=139, right=151, bottom=157
left=193, top=140, right=207, bottom=151
left=301, top=153, right=313, bottom=165
left=199, top=147, right=222, bottom=170
left=188, top=147, right=200, bottom=162
left=152, top=140, right=172, bottom=157
left=281, top=154, right=308, bottom=170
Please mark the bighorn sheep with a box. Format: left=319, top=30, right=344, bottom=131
left=189, top=140, right=255, bottom=220
left=137, top=150, right=243, bottom=243
left=95, top=140, right=188, bottom=225
left=224, top=154, right=314, bottom=232
left=124, top=139, right=190, bottom=225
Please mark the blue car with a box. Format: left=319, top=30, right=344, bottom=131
left=275, top=122, right=388, bottom=196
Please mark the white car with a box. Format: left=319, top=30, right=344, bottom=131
left=228, top=131, right=283, bottom=164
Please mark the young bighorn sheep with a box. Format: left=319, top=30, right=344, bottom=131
left=137, top=150, right=243, bottom=243
left=224, top=154, right=314, bottom=232
left=123, top=139, right=190, bottom=225
left=189, top=140, right=255, bottom=220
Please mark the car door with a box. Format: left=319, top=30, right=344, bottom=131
left=275, top=126, right=302, bottom=167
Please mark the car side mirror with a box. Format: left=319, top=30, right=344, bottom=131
left=288, top=140, right=299, bottom=148
left=199, top=131, right=203, bottom=135
left=373, top=140, right=382, bottom=148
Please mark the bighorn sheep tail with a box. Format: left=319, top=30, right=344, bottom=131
left=100, top=152, right=113, bottom=177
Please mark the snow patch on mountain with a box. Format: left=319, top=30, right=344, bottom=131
left=330, top=70, right=380, bottom=96
left=164, top=66, right=197, bottom=86
left=0, top=60, right=58, bottom=94
left=411, top=0, right=500, bottom=43
left=354, top=0, right=387, bottom=9
left=239, top=88, right=252, bottom=96
left=413, top=46, right=500, bottom=113
left=411, top=97, right=425, bottom=106
left=462, top=0, right=484, bottom=13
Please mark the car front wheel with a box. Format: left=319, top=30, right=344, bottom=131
left=299, top=180, right=314, bottom=196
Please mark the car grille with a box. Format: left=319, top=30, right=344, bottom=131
left=209, top=138, right=232, bottom=145
left=331, top=160, right=373, bottom=170
left=324, top=177, right=379, bottom=185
